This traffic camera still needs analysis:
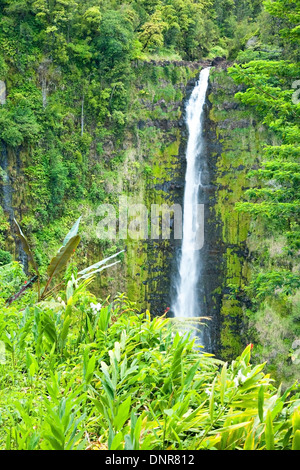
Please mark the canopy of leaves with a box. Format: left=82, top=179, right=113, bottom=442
left=228, top=0, right=300, bottom=326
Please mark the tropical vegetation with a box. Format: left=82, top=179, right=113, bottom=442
left=0, top=0, right=299, bottom=451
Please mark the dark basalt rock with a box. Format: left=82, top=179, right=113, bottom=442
left=143, top=72, right=226, bottom=355
left=211, top=56, right=226, bottom=66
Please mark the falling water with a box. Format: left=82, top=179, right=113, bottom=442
left=1, top=141, right=28, bottom=270
left=172, top=67, right=210, bottom=330
left=0, top=141, right=14, bottom=224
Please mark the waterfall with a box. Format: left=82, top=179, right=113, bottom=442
left=172, top=67, right=210, bottom=331
left=1, top=141, right=28, bottom=270
left=0, top=81, right=6, bottom=105
left=0, top=141, right=14, bottom=224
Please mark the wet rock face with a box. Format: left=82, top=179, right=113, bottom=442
left=144, top=76, right=198, bottom=316
left=204, top=69, right=273, bottom=361
left=218, top=118, right=253, bottom=130
left=144, top=73, right=225, bottom=346
left=140, top=59, right=212, bottom=69
left=144, top=129, right=187, bottom=316
left=195, top=99, right=225, bottom=354
left=211, top=57, right=226, bottom=67
left=145, top=66, right=258, bottom=357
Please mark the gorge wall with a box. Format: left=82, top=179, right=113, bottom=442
left=0, top=60, right=278, bottom=362
left=91, top=61, right=270, bottom=361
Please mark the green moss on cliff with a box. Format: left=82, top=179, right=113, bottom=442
left=1, top=60, right=198, bottom=314
left=208, top=69, right=269, bottom=361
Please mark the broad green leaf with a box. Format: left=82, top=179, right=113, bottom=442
left=258, top=385, right=264, bottom=422
left=134, top=415, right=143, bottom=450
left=48, top=422, right=65, bottom=447
left=85, top=353, right=96, bottom=384
left=60, top=316, right=72, bottom=345
left=110, top=431, right=123, bottom=450
left=5, top=431, right=11, bottom=450
left=210, top=421, right=252, bottom=434
left=282, top=428, right=293, bottom=448
left=43, top=313, right=58, bottom=345
left=92, top=397, right=106, bottom=415
left=29, top=362, right=36, bottom=377
left=44, top=434, right=64, bottom=450
left=102, top=381, right=115, bottom=401
left=265, top=410, right=275, bottom=450
left=47, top=235, right=81, bottom=280
left=220, top=362, right=227, bottom=406
left=292, top=430, right=300, bottom=450
left=27, top=433, right=40, bottom=450
left=14, top=218, right=39, bottom=273
left=292, top=408, right=300, bottom=432
left=86, top=316, right=94, bottom=340
left=120, top=355, right=128, bottom=380
left=171, top=342, right=184, bottom=384
left=130, top=411, right=137, bottom=438
left=124, top=434, right=134, bottom=450
left=120, top=330, right=126, bottom=350
left=209, top=378, right=216, bottom=423
left=114, top=342, right=121, bottom=362
left=114, top=396, right=131, bottom=431
left=62, top=216, right=81, bottom=246
left=219, top=416, right=231, bottom=450
left=271, top=400, right=284, bottom=421
left=184, top=361, right=200, bottom=388
left=240, top=344, right=252, bottom=365
left=98, top=306, right=111, bottom=332
left=243, top=429, right=255, bottom=450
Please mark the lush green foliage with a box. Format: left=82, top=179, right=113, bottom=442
left=227, top=0, right=300, bottom=382
left=0, top=261, right=299, bottom=450
left=228, top=0, right=300, bottom=297
left=0, top=0, right=264, bottom=270
left=0, top=0, right=299, bottom=449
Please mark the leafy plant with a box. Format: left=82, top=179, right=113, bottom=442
left=11, top=217, right=124, bottom=303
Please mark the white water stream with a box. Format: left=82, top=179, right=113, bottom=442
left=172, top=67, right=210, bottom=323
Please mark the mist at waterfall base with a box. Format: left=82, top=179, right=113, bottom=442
left=171, top=67, right=211, bottom=350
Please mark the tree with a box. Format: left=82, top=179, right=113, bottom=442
left=138, top=9, right=168, bottom=51
left=96, top=10, right=134, bottom=69
left=264, top=0, right=300, bottom=41
left=228, top=0, right=300, bottom=293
